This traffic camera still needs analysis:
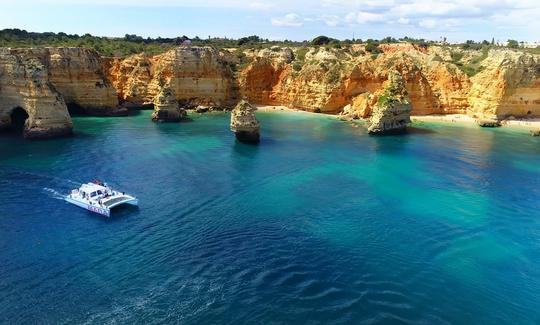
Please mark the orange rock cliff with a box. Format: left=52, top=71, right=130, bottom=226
left=1, top=44, right=540, bottom=137
left=106, top=44, right=540, bottom=119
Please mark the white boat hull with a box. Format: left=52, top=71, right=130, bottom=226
left=65, top=193, right=138, bottom=217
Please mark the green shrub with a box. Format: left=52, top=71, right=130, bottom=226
left=311, top=36, right=332, bottom=46
left=295, top=47, right=309, bottom=61
left=292, top=62, right=303, bottom=71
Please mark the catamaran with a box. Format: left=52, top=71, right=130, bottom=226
left=65, top=180, right=138, bottom=217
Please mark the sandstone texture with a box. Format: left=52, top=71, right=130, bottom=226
left=2, top=44, right=540, bottom=139
left=104, top=45, right=540, bottom=122
left=367, top=71, right=412, bottom=134
left=46, top=47, right=124, bottom=116
left=0, top=48, right=72, bottom=138
left=151, top=85, right=186, bottom=122
left=468, top=49, right=540, bottom=119
left=230, top=99, right=260, bottom=143
left=105, top=46, right=235, bottom=109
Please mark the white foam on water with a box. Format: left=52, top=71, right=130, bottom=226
left=43, top=187, right=65, bottom=200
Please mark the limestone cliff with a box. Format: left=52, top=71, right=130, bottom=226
left=367, top=71, right=412, bottom=134
left=105, top=46, right=235, bottom=108
left=2, top=44, right=540, bottom=140
left=0, top=48, right=72, bottom=138
left=46, top=47, right=124, bottom=116
left=103, top=45, right=540, bottom=121
left=239, top=45, right=471, bottom=116
left=468, top=50, right=540, bottom=119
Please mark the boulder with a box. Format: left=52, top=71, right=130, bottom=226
left=151, top=86, right=186, bottom=122
left=230, top=100, right=260, bottom=143
left=367, top=71, right=412, bottom=135
left=476, top=118, right=501, bottom=127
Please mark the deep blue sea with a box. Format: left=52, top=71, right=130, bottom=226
left=1, top=110, right=540, bottom=324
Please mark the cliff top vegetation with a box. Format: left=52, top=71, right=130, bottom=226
left=1, top=29, right=538, bottom=58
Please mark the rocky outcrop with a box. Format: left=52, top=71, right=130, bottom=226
left=468, top=50, right=540, bottom=119
left=230, top=99, right=260, bottom=143
left=3, top=44, right=540, bottom=140
left=0, top=48, right=72, bottom=138
left=105, top=47, right=235, bottom=109
left=239, top=46, right=474, bottom=116
left=46, top=47, right=124, bottom=116
left=103, top=45, right=540, bottom=122
left=151, top=85, right=186, bottom=122
left=103, top=53, right=154, bottom=108
left=476, top=118, right=501, bottom=127
left=367, top=71, right=412, bottom=134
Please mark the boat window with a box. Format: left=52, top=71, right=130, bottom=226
left=91, top=192, right=97, bottom=197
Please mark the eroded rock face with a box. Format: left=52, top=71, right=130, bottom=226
left=151, top=85, right=186, bottom=122
left=102, top=45, right=540, bottom=121
left=46, top=47, right=124, bottom=116
left=105, top=47, right=235, bottom=109
left=367, top=71, right=412, bottom=135
left=230, top=100, right=260, bottom=143
left=238, top=46, right=473, bottom=116
left=468, top=50, right=540, bottom=119
left=0, top=48, right=72, bottom=138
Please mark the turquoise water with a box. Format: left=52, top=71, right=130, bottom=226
left=1, top=110, right=540, bottom=324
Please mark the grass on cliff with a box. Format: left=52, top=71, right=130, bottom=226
left=448, top=47, right=489, bottom=77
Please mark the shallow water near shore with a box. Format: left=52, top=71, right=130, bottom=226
left=1, top=110, right=540, bottom=324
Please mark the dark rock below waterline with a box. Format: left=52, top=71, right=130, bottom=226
left=24, top=125, right=73, bottom=139
left=476, top=119, right=501, bottom=127
left=235, top=130, right=260, bottom=143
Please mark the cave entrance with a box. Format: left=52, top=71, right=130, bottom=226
left=67, top=103, right=86, bottom=116
left=10, top=107, right=29, bottom=134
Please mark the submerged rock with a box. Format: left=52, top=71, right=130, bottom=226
left=367, top=71, right=412, bottom=135
left=151, top=86, right=186, bottom=122
left=230, top=100, right=260, bottom=143
left=476, top=118, right=501, bottom=127
left=530, top=129, right=540, bottom=136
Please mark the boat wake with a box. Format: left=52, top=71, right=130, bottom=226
left=43, top=187, right=65, bottom=200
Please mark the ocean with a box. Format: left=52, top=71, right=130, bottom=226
left=1, top=110, right=540, bottom=324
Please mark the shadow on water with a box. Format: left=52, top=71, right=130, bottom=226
left=232, top=139, right=262, bottom=157
left=406, top=127, right=437, bottom=135
left=127, top=109, right=142, bottom=116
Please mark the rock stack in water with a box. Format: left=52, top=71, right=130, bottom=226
left=151, top=86, right=186, bottom=122
left=367, top=70, right=412, bottom=135
left=230, top=100, right=260, bottom=143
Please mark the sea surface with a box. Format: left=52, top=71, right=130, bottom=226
left=1, top=110, right=540, bottom=324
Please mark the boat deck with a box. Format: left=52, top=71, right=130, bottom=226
left=103, top=196, right=132, bottom=207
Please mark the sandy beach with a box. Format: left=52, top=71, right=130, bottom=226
left=413, top=114, right=540, bottom=130
left=255, top=105, right=315, bottom=114
left=256, top=107, right=540, bottom=132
